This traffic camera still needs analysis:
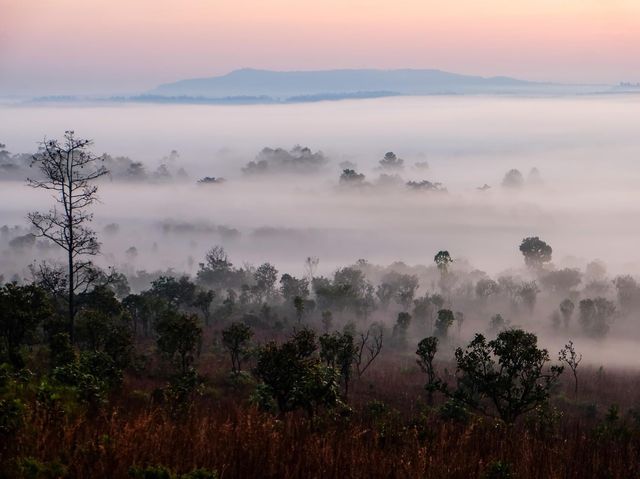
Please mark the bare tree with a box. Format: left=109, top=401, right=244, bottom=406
left=559, top=340, right=583, bottom=400
left=27, top=131, right=108, bottom=341
left=355, top=323, right=383, bottom=377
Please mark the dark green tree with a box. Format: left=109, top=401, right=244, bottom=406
left=0, top=283, right=51, bottom=368
left=253, top=263, right=278, bottom=303
left=156, top=311, right=202, bottom=375
left=434, top=309, right=455, bottom=339
left=193, top=290, right=215, bottom=326
left=221, top=322, right=253, bottom=374
left=150, top=276, right=196, bottom=310
left=519, top=237, right=552, bottom=270
left=253, top=329, right=340, bottom=416
left=321, top=310, right=333, bottom=333
left=434, top=250, right=453, bottom=273
left=280, top=274, right=309, bottom=302
left=448, top=329, right=563, bottom=423
left=293, top=295, right=305, bottom=323
left=392, top=312, right=411, bottom=348
left=319, top=331, right=357, bottom=397
left=416, top=336, right=439, bottom=403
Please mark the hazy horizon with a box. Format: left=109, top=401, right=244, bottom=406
left=3, top=94, right=640, bottom=281
left=2, top=0, right=639, bottom=96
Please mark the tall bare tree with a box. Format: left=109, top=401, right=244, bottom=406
left=27, top=131, right=108, bottom=341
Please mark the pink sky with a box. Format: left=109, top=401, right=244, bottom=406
left=1, top=0, right=639, bottom=95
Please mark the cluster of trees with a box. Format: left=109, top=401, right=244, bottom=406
left=242, top=145, right=328, bottom=174
left=0, top=140, right=189, bottom=183
left=2, top=131, right=638, bottom=435
left=339, top=152, right=445, bottom=191
left=501, top=167, right=543, bottom=188
left=4, top=137, right=553, bottom=200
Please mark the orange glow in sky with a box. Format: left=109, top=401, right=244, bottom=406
left=1, top=0, right=639, bottom=94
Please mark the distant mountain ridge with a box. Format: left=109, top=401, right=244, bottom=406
left=26, top=69, right=616, bottom=106
left=149, top=68, right=548, bottom=98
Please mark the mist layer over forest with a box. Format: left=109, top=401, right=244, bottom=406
left=2, top=94, right=640, bottom=366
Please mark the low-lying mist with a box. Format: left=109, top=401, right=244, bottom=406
left=2, top=94, right=640, bottom=367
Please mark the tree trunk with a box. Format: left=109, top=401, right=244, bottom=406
left=68, top=237, right=74, bottom=343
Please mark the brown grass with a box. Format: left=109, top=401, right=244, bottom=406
left=4, top=357, right=640, bottom=478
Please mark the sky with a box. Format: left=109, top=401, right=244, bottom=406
left=1, top=0, right=639, bottom=95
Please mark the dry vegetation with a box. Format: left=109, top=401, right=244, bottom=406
left=4, top=354, right=640, bottom=479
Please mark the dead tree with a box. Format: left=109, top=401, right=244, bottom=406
left=355, top=323, right=383, bottom=377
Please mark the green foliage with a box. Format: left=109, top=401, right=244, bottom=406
left=434, top=250, right=453, bottom=272
left=525, top=403, right=563, bottom=436
left=249, top=382, right=277, bottom=412
left=376, top=272, right=419, bottom=309
left=321, top=310, right=333, bottom=333
left=434, top=309, right=454, bottom=338
left=437, top=399, right=470, bottom=424
left=362, top=399, right=403, bottom=446
left=129, top=465, right=218, bottom=479
left=450, top=329, right=563, bottom=423
left=319, top=331, right=357, bottom=396
left=519, top=236, right=552, bottom=269
left=49, top=332, right=75, bottom=369
left=193, top=289, right=215, bottom=326
left=0, top=365, right=31, bottom=439
left=253, top=263, right=279, bottom=303
left=0, top=396, right=24, bottom=436
left=150, top=276, right=196, bottom=309
left=416, top=336, right=439, bottom=399
left=313, top=268, right=370, bottom=313
left=75, top=306, right=133, bottom=370
left=221, top=322, right=253, bottom=373
left=280, top=274, right=309, bottom=301
left=52, top=350, right=122, bottom=405
left=164, top=369, right=202, bottom=408
left=254, top=329, right=341, bottom=416
left=0, top=282, right=51, bottom=368
left=17, top=457, right=68, bottom=479
left=156, top=311, right=202, bottom=375
left=123, top=292, right=167, bottom=338
left=293, top=295, right=305, bottom=323
left=483, top=460, right=514, bottom=479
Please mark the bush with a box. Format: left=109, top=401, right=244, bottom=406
left=438, top=399, right=470, bottom=424
left=483, top=461, right=515, bottom=479
left=129, top=465, right=218, bottom=479
left=52, top=351, right=122, bottom=405
left=17, top=457, right=68, bottom=479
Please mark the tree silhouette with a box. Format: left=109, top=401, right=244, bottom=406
left=27, top=131, right=108, bottom=341
left=449, top=329, right=563, bottom=423
left=519, top=237, right=552, bottom=270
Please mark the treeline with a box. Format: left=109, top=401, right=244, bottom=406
left=2, top=131, right=640, bottom=477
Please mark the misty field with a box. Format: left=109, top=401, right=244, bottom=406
left=3, top=96, right=640, bottom=478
